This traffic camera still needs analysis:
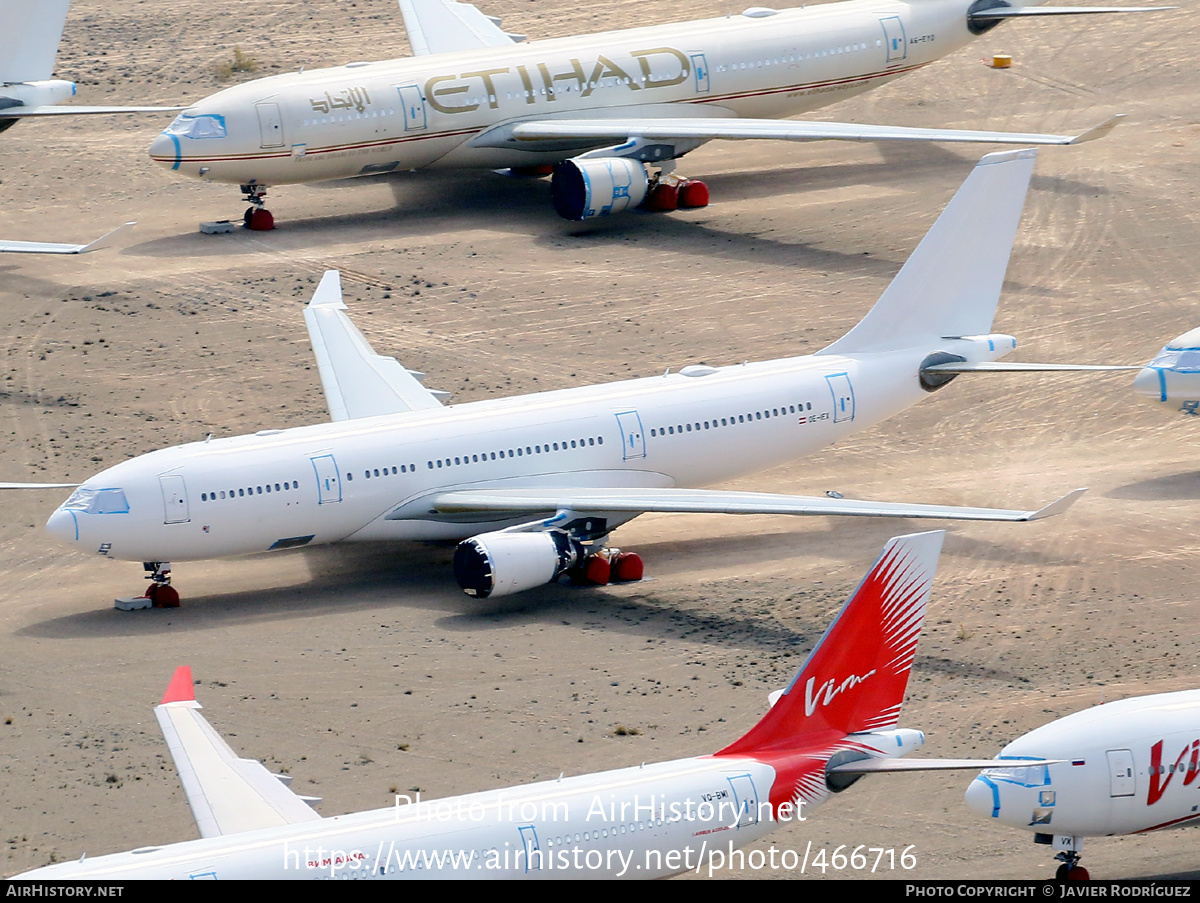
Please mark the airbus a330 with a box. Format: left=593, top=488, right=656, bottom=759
left=15, top=531, right=1033, bottom=879
left=6, top=149, right=1118, bottom=606
left=147, top=0, right=1163, bottom=227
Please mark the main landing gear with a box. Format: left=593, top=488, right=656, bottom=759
left=142, top=561, right=179, bottom=608
left=567, top=547, right=644, bottom=587
left=643, top=161, right=709, bottom=213
left=241, top=183, right=275, bottom=231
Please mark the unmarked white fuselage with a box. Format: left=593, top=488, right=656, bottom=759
left=966, top=690, right=1200, bottom=840
left=148, top=0, right=996, bottom=184
left=45, top=335, right=1011, bottom=563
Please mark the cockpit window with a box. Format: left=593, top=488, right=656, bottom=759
left=1150, top=347, right=1200, bottom=372
left=984, top=760, right=1050, bottom=787
left=164, top=113, right=227, bottom=139
left=62, top=488, right=130, bottom=514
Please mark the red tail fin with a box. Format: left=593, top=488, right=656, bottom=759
left=717, top=531, right=943, bottom=757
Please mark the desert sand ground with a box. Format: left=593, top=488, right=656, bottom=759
left=1, top=0, right=1198, bottom=881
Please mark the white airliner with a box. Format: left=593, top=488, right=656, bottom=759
left=12, top=148, right=1098, bottom=607
left=14, top=531, right=1035, bottom=880
left=1133, top=328, right=1200, bottom=417
left=0, top=0, right=179, bottom=133
left=146, top=0, right=1163, bottom=227
left=965, top=689, right=1200, bottom=880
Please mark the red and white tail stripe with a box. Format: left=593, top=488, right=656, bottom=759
left=718, top=531, right=944, bottom=757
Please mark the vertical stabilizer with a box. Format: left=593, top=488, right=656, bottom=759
left=819, top=149, right=1037, bottom=356
left=717, top=531, right=944, bottom=757
left=0, top=0, right=71, bottom=84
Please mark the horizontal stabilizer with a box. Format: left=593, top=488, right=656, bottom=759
left=406, top=486, right=1086, bottom=523
left=0, top=222, right=136, bottom=255
left=398, top=0, right=520, bottom=55
left=970, top=6, right=1173, bottom=20
left=155, top=666, right=323, bottom=839
left=923, top=361, right=1139, bottom=373
left=828, top=757, right=1064, bottom=774
left=304, top=270, right=445, bottom=421
left=0, top=481, right=77, bottom=489
left=0, top=105, right=183, bottom=118
left=506, top=116, right=1121, bottom=147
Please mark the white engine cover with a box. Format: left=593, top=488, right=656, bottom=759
left=551, top=156, right=649, bottom=221
left=453, top=530, right=579, bottom=598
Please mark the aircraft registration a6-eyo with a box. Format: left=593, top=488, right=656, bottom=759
left=965, top=690, right=1200, bottom=880
left=147, top=0, right=1164, bottom=228
left=10, top=148, right=1106, bottom=607
left=14, top=532, right=1041, bottom=880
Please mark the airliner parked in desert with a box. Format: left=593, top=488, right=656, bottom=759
left=14, top=532, right=1031, bottom=880
left=7, top=149, right=1120, bottom=606
left=148, top=0, right=1162, bottom=227
left=0, top=0, right=178, bottom=133
left=1133, top=328, right=1200, bottom=418
left=966, top=689, right=1200, bottom=880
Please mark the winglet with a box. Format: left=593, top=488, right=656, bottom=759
left=1068, top=114, right=1125, bottom=145
left=717, top=531, right=945, bottom=756
left=78, top=222, right=137, bottom=254
left=160, top=666, right=195, bottom=705
left=308, top=269, right=348, bottom=311
left=1026, top=488, right=1088, bottom=521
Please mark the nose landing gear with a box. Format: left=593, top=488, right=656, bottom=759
left=241, top=183, right=275, bottom=231
left=142, top=562, right=179, bottom=608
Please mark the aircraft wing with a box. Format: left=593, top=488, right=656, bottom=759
left=0, top=105, right=183, bottom=117
left=0, top=222, right=135, bottom=255
left=155, top=667, right=323, bottom=839
left=923, top=361, right=1139, bottom=373
left=504, top=115, right=1123, bottom=147
left=398, top=486, right=1086, bottom=522
left=969, top=6, right=1172, bottom=23
left=304, top=270, right=446, bottom=421
left=398, top=0, right=524, bottom=56
left=0, top=482, right=76, bottom=489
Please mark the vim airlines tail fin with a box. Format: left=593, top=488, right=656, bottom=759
left=717, top=531, right=944, bottom=757
left=0, top=0, right=70, bottom=84
left=819, top=149, right=1037, bottom=356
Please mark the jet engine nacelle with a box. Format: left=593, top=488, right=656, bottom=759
left=1133, top=327, right=1200, bottom=417
left=453, top=530, right=584, bottom=598
left=1, top=79, right=76, bottom=107
left=551, top=157, right=649, bottom=221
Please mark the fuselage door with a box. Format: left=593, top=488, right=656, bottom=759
left=256, top=102, right=285, bottom=148
left=159, top=474, right=190, bottom=525
left=310, top=454, right=342, bottom=504
left=725, top=773, right=760, bottom=828
left=1106, top=748, right=1136, bottom=797
left=517, top=825, right=541, bottom=871
left=691, top=53, right=711, bottom=93
left=614, top=410, right=646, bottom=460
left=396, top=85, right=428, bottom=131
left=879, top=16, right=908, bottom=63
left=825, top=372, right=856, bottom=423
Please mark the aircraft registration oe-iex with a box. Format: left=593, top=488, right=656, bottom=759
left=15, top=531, right=1047, bottom=880
left=148, top=0, right=1167, bottom=228
left=8, top=148, right=1134, bottom=608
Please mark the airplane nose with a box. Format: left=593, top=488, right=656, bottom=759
left=46, top=508, right=78, bottom=547
left=964, top=776, right=996, bottom=818
left=149, top=132, right=181, bottom=171
left=1132, top=366, right=1164, bottom=401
